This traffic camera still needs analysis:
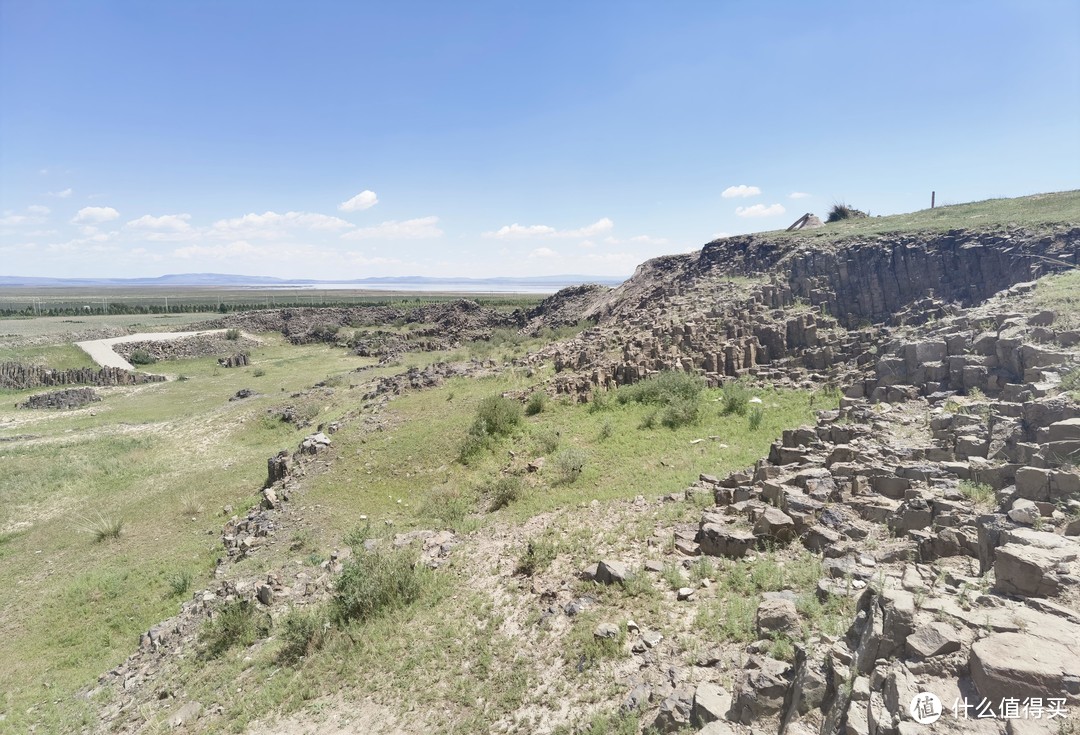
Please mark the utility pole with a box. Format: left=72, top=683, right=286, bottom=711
left=931, top=191, right=936, bottom=209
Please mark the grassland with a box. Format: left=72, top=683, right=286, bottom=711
left=0, top=318, right=835, bottom=733
left=764, top=189, right=1080, bottom=241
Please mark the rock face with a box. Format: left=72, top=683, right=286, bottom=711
left=0, top=362, right=165, bottom=390
left=18, top=387, right=100, bottom=409
left=970, top=632, right=1080, bottom=708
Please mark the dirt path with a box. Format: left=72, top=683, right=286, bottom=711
left=74, top=329, right=231, bottom=370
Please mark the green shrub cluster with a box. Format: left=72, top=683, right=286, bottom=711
left=333, top=546, right=432, bottom=624
left=129, top=348, right=157, bottom=365
left=459, top=395, right=522, bottom=461
left=614, top=371, right=705, bottom=428
left=524, top=392, right=548, bottom=416
left=721, top=380, right=751, bottom=416
left=484, top=475, right=524, bottom=511
left=224, top=328, right=241, bottom=341
left=199, top=600, right=271, bottom=659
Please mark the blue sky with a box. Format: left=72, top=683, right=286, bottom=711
left=1, top=1, right=1078, bottom=279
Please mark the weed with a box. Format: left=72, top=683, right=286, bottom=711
left=199, top=600, right=271, bottom=659
left=277, top=606, right=331, bottom=664
left=565, top=614, right=625, bottom=672
left=525, top=392, right=548, bottom=416
left=253, top=368, right=267, bottom=377
left=78, top=513, right=124, bottom=543
left=516, top=536, right=559, bottom=576
left=616, top=372, right=704, bottom=427
left=290, top=529, right=315, bottom=552
left=177, top=374, right=190, bottom=382
left=552, top=447, right=586, bottom=485
left=168, top=570, right=192, bottom=598
left=459, top=395, right=522, bottom=462
left=225, top=328, right=241, bottom=341
left=180, top=491, right=203, bottom=517
left=959, top=479, right=996, bottom=509
left=333, top=547, right=434, bottom=623
left=597, top=419, right=614, bottom=442
left=484, top=475, right=524, bottom=511
left=533, top=427, right=561, bottom=454
left=826, top=203, right=869, bottom=222
left=748, top=405, right=764, bottom=430
left=661, top=563, right=686, bottom=591
left=420, top=484, right=476, bottom=525
left=721, top=379, right=751, bottom=416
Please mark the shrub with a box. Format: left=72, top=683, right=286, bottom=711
left=310, top=323, right=341, bottom=342
left=616, top=371, right=703, bottom=406
left=333, top=547, right=432, bottom=624
left=225, top=328, right=241, bottom=341
left=597, top=420, right=614, bottom=442
left=199, top=600, right=271, bottom=659
left=515, top=536, right=558, bottom=576
left=748, top=405, right=764, bottom=430
left=721, top=380, right=751, bottom=416
left=253, top=368, right=267, bottom=377
left=533, top=427, right=561, bottom=454
left=552, top=447, right=586, bottom=485
left=177, top=374, right=190, bottom=382
left=826, top=203, right=869, bottom=223
left=459, top=395, right=523, bottom=462
left=168, top=569, right=192, bottom=598
left=524, top=392, right=548, bottom=416
left=484, top=475, right=524, bottom=511
left=660, top=396, right=702, bottom=428
left=420, top=485, right=474, bottom=525
left=277, top=607, right=331, bottom=664
left=129, top=349, right=156, bottom=365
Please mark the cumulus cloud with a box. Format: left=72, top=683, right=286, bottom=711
left=173, top=240, right=258, bottom=260
left=342, top=216, right=443, bottom=240
left=722, top=185, right=761, bottom=199
left=483, top=217, right=614, bottom=239
left=72, top=206, right=120, bottom=223
left=126, top=213, right=195, bottom=241
left=735, top=203, right=786, bottom=218
left=27, top=205, right=51, bottom=216
left=789, top=192, right=811, bottom=199
left=211, top=210, right=353, bottom=239
left=49, top=188, right=73, bottom=198
left=528, top=247, right=559, bottom=258
left=338, top=190, right=379, bottom=212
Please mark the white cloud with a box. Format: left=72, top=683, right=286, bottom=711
left=1, top=206, right=50, bottom=226
left=211, top=210, right=353, bottom=239
left=789, top=192, right=811, bottom=199
left=722, top=185, right=762, bottom=199
left=173, top=240, right=258, bottom=260
left=342, top=215, right=443, bottom=240
left=483, top=217, right=614, bottom=239
left=72, top=206, right=120, bottom=223
left=49, top=188, right=73, bottom=198
left=711, top=232, right=732, bottom=239
left=126, top=213, right=195, bottom=241
left=579, top=240, right=597, bottom=249
left=338, top=190, right=379, bottom=212
left=485, top=223, right=557, bottom=239
left=529, top=247, right=559, bottom=258
left=27, top=205, right=50, bottom=215
left=735, top=203, right=786, bottom=218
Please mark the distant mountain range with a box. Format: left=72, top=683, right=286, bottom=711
left=0, top=273, right=628, bottom=288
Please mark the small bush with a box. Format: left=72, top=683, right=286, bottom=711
left=826, top=203, right=869, bottom=223
left=484, top=476, right=524, bottom=511
left=533, top=427, right=561, bottom=455
left=277, top=607, right=331, bottom=664
left=552, top=447, right=586, bottom=485
left=180, top=492, right=203, bottom=517
left=177, top=374, right=190, bottom=382
left=253, top=368, right=267, bottom=377
left=660, top=396, right=702, bottom=428
left=587, top=390, right=613, bottom=413
left=597, top=420, right=614, bottom=442
left=129, top=349, right=157, bottom=365
left=225, top=328, right=241, bottom=341
left=168, top=570, right=192, bottom=598
left=516, top=537, right=558, bottom=576
left=959, top=479, right=996, bottom=509
left=333, top=547, right=432, bottom=624
left=420, top=485, right=474, bottom=525
left=459, top=395, right=522, bottom=462
left=310, top=323, right=341, bottom=342
left=616, top=371, right=703, bottom=406
left=721, top=380, right=751, bottom=416
left=748, top=405, right=764, bottom=430
left=524, top=392, right=548, bottom=416
left=200, top=600, right=271, bottom=659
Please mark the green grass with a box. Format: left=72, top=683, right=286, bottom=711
left=958, top=479, right=997, bottom=510
left=1033, top=269, right=1080, bottom=329
left=767, top=190, right=1080, bottom=242
left=0, top=342, right=98, bottom=370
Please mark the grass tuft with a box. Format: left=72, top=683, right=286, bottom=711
left=78, top=513, right=125, bottom=543
left=199, top=600, right=271, bottom=659
left=333, top=546, right=435, bottom=624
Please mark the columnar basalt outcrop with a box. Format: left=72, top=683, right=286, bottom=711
left=0, top=362, right=165, bottom=390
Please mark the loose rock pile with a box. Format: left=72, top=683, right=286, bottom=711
left=18, top=387, right=101, bottom=409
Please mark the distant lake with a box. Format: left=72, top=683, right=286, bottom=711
left=263, top=278, right=623, bottom=294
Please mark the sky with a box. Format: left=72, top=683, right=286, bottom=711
left=1, top=1, right=1078, bottom=280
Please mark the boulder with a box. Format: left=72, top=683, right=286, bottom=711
left=730, top=655, right=792, bottom=724
left=970, top=632, right=1080, bottom=708
left=756, top=598, right=800, bottom=638
left=692, top=682, right=731, bottom=726
left=905, top=622, right=962, bottom=659
left=993, top=543, right=1075, bottom=598
left=698, top=523, right=756, bottom=558
left=1007, top=498, right=1040, bottom=525
left=753, top=506, right=796, bottom=543
left=594, top=559, right=629, bottom=585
